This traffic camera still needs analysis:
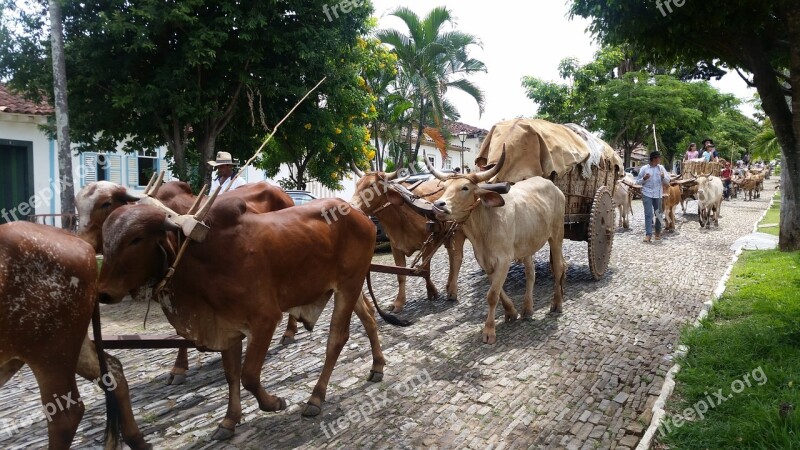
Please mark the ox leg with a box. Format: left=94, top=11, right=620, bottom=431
left=389, top=247, right=408, bottom=313
left=303, top=289, right=357, bottom=417
left=212, top=343, right=243, bottom=441
left=445, top=231, right=465, bottom=301
left=499, top=290, right=519, bottom=323
left=280, top=315, right=299, bottom=346
left=0, top=359, right=24, bottom=387
left=28, top=363, right=83, bottom=450
left=240, top=318, right=286, bottom=414
left=167, top=348, right=189, bottom=385
left=75, top=337, right=150, bottom=450
left=521, top=256, right=535, bottom=320
left=353, top=293, right=385, bottom=382
left=483, top=264, right=511, bottom=345
left=422, top=258, right=440, bottom=301
left=549, top=237, right=566, bottom=314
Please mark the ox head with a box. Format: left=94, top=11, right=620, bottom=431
left=427, top=149, right=507, bottom=222
left=76, top=181, right=141, bottom=252
left=97, top=205, right=180, bottom=304
left=349, top=164, right=408, bottom=214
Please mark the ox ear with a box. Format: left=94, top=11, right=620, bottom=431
left=385, top=187, right=405, bottom=207
left=476, top=189, right=505, bottom=208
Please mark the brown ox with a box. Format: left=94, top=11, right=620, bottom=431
left=350, top=168, right=465, bottom=312
left=411, top=153, right=566, bottom=345
left=0, top=222, right=149, bottom=450
left=97, top=196, right=389, bottom=439
left=75, top=180, right=299, bottom=385
left=735, top=176, right=759, bottom=201
left=662, top=184, right=683, bottom=232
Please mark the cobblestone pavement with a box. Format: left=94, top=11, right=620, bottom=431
left=0, top=181, right=778, bottom=450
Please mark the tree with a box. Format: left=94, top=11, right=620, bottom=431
left=48, top=0, right=75, bottom=225
left=522, top=49, right=736, bottom=168
left=377, top=6, right=486, bottom=165
left=2, top=0, right=374, bottom=190
left=569, top=0, right=800, bottom=249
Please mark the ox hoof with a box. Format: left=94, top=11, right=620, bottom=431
left=388, top=304, right=404, bottom=314
left=212, top=425, right=235, bottom=441
left=302, top=402, right=322, bottom=417
left=280, top=335, right=295, bottom=346
left=548, top=306, right=563, bottom=315
left=522, top=311, right=534, bottom=321
left=504, top=312, right=518, bottom=323
left=482, top=331, right=497, bottom=345
left=447, top=294, right=458, bottom=302
left=167, top=373, right=187, bottom=386
left=367, top=370, right=384, bottom=382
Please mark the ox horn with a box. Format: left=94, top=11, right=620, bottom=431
left=194, top=185, right=222, bottom=221
left=384, top=169, right=399, bottom=181
left=471, top=146, right=507, bottom=183
left=350, top=162, right=366, bottom=178
left=424, top=151, right=452, bottom=181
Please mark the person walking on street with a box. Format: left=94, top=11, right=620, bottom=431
left=636, top=151, right=671, bottom=243
left=721, top=162, right=733, bottom=200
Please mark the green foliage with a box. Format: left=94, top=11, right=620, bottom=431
left=522, top=48, right=744, bottom=168
left=1, top=0, right=375, bottom=191
left=377, top=6, right=486, bottom=164
left=752, top=119, right=783, bottom=163
left=662, top=249, right=800, bottom=449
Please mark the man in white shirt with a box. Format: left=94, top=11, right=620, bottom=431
left=208, top=151, right=247, bottom=193
left=635, top=151, right=671, bottom=242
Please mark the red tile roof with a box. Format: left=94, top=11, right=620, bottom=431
left=0, top=84, right=54, bottom=116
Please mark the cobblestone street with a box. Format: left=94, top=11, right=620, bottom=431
left=0, top=181, right=777, bottom=450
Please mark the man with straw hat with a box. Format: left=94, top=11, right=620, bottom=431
left=208, top=151, right=247, bottom=192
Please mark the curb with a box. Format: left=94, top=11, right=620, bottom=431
left=636, top=190, right=776, bottom=450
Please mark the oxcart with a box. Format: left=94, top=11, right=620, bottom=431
left=472, top=119, right=623, bottom=280
left=675, top=161, right=723, bottom=207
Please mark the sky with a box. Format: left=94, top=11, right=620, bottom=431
left=369, top=0, right=757, bottom=131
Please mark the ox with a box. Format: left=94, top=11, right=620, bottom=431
left=662, top=183, right=683, bottom=232
left=76, top=179, right=299, bottom=385
left=97, top=195, right=392, bottom=439
left=614, top=174, right=634, bottom=229
left=405, top=152, right=566, bottom=345
left=0, top=222, right=150, bottom=450
left=696, top=175, right=724, bottom=228
left=350, top=167, right=465, bottom=312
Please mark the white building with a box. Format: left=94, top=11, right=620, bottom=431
left=1, top=84, right=489, bottom=225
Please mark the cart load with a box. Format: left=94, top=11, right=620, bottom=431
left=474, top=119, right=624, bottom=280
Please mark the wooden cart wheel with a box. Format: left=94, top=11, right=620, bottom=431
left=588, top=186, right=614, bottom=280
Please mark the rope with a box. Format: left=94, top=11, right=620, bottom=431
left=224, top=77, right=327, bottom=193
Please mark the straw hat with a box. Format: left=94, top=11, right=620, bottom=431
left=207, top=151, right=236, bottom=167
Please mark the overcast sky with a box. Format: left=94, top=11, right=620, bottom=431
left=370, top=0, right=757, bottom=130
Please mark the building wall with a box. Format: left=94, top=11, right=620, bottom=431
left=0, top=113, right=56, bottom=217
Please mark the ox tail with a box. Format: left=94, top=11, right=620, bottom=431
left=91, top=302, right=121, bottom=450
left=366, top=272, right=413, bottom=327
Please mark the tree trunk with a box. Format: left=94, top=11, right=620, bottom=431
left=750, top=12, right=800, bottom=250
left=49, top=0, right=75, bottom=228
left=413, top=99, right=426, bottom=163
left=197, top=132, right=217, bottom=193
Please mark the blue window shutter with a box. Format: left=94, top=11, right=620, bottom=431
left=126, top=155, right=138, bottom=187
left=107, top=154, right=123, bottom=185
left=82, top=153, right=98, bottom=186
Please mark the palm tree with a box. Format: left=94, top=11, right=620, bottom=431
left=752, top=118, right=782, bottom=162
left=377, top=6, right=486, bottom=165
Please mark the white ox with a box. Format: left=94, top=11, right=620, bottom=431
left=396, top=152, right=566, bottom=345
left=696, top=175, right=724, bottom=228
left=614, top=173, right=635, bottom=229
